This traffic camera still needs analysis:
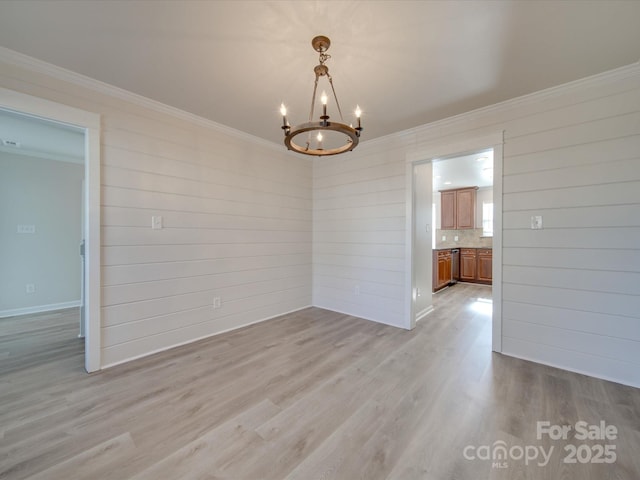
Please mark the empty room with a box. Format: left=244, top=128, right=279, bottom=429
left=0, top=1, right=639, bottom=479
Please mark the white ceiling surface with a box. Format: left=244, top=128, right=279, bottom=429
left=0, top=109, right=85, bottom=163
left=433, top=150, right=494, bottom=191
left=0, top=1, right=639, bottom=147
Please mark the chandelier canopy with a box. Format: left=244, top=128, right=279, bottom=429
left=279, top=36, right=363, bottom=157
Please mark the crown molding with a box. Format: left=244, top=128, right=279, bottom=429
left=2, top=46, right=637, bottom=157
left=362, top=60, right=640, bottom=148
left=0, top=47, right=284, bottom=153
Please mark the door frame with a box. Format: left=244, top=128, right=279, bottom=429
left=0, top=87, right=102, bottom=372
left=405, top=131, right=504, bottom=352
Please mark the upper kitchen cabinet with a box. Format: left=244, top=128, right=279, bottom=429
left=440, top=187, right=478, bottom=230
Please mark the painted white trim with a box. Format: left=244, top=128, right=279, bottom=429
left=491, top=142, right=504, bottom=353
left=1, top=48, right=637, bottom=158
left=407, top=132, right=505, bottom=164
left=0, top=87, right=102, bottom=372
left=415, top=305, right=435, bottom=323
left=500, top=351, right=639, bottom=390
left=405, top=131, right=504, bottom=350
left=0, top=300, right=81, bottom=318
left=0, top=46, right=283, bottom=153
left=101, top=305, right=312, bottom=369
left=404, top=161, right=417, bottom=330
left=312, top=305, right=407, bottom=330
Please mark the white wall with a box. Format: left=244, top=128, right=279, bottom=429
left=0, top=152, right=83, bottom=315
left=313, top=63, right=640, bottom=387
left=312, top=137, right=408, bottom=327
left=1, top=48, right=638, bottom=387
left=413, top=162, right=433, bottom=317
left=0, top=53, right=312, bottom=368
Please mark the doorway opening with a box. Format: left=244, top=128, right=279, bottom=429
left=0, top=87, right=101, bottom=372
left=0, top=110, right=85, bottom=370
left=405, top=132, right=503, bottom=352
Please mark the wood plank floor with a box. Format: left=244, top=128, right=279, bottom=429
left=1, top=284, right=638, bottom=479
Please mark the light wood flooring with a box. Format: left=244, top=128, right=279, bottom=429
left=1, top=284, right=639, bottom=479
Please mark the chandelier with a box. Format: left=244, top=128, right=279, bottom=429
left=279, top=36, right=363, bottom=156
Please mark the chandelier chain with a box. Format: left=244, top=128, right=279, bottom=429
left=327, top=74, right=345, bottom=123
left=309, top=75, right=319, bottom=123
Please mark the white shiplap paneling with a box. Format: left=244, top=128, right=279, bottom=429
left=0, top=54, right=312, bottom=368
left=313, top=145, right=408, bottom=327
left=313, top=63, right=640, bottom=387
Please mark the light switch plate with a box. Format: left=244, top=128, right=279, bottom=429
left=531, top=215, right=543, bottom=230
left=151, top=216, right=163, bottom=229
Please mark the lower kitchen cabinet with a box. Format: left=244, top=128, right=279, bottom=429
left=433, top=249, right=452, bottom=292
left=434, top=248, right=492, bottom=291
left=460, top=248, right=492, bottom=284
left=477, top=248, right=493, bottom=283
left=460, top=248, right=477, bottom=282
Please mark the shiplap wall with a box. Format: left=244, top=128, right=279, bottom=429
left=313, top=64, right=640, bottom=387
left=1, top=50, right=638, bottom=386
left=0, top=56, right=312, bottom=368
left=313, top=137, right=408, bottom=327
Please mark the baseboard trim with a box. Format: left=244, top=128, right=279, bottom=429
left=100, top=305, right=312, bottom=370
left=415, top=305, right=435, bottom=323
left=0, top=300, right=81, bottom=318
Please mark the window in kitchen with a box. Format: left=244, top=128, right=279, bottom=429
left=482, top=202, right=493, bottom=236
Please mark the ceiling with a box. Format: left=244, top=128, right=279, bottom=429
left=433, top=150, right=494, bottom=191
left=0, top=1, right=639, bottom=147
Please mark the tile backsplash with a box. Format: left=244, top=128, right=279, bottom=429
left=436, top=228, right=493, bottom=249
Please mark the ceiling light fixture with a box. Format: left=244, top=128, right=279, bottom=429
left=279, top=36, right=363, bottom=156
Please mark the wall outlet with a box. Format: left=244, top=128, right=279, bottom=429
left=213, top=297, right=221, bottom=309
left=441, top=235, right=446, bottom=241
left=17, top=225, right=36, bottom=234
left=151, top=215, right=163, bottom=229
left=354, top=285, right=360, bottom=295
left=454, top=235, right=459, bottom=242
left=25, top=283, right=35, bottom=294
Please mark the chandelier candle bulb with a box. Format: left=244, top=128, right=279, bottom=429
left=280, top=103, right=288, bottom=127
left=317, top=132, right=323, bottom=149
left=355, top=105, right=362, bottom=129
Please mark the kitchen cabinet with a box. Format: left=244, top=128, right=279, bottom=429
left=433, top=249, right=452, bottom=292
left=440, top=191, right=456, bottom=229
left=477, top=248, right=493, bottom=283
left=460, top=248, right=477, bottom=281
left=440, top=187, right=478, bottom=230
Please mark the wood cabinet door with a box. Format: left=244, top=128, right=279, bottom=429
left=456, top=188, right=475, bottom=229
left=442, top=253, right=452, bottom=285
left=477, top=249, right=492, bottom=282
left=440, top=191, right=456, bottom=229
left=433, top=250, right=452, bottom=291
left=460, top=249, right=476, bottom=281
